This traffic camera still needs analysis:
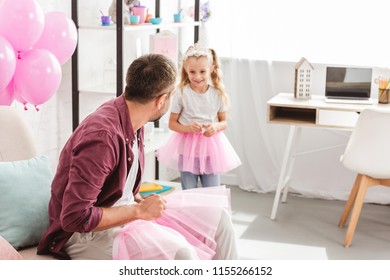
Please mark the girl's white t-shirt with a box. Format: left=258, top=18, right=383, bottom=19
left=170, top=85, right=226, bottom=126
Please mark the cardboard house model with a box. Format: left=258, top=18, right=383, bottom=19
left=294, top=57, right=314, bottom=99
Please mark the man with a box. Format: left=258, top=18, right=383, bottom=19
left=37, top=54, right=237, bottom=260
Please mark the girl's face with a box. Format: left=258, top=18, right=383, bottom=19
left=185, top=56, right=213, bottom=92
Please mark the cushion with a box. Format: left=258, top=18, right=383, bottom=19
left=0, top=155, right=52, bottom=250
left=0, top=235, right=22, bottom=260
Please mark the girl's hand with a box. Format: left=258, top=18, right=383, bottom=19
left=187, top=122, right=203, bottom=133
left=202, top=123, right=217, bottom=137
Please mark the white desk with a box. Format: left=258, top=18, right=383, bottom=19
left=267, top=93, right=390, bottom=220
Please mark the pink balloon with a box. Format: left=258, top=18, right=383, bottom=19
left=0, top=79, right=15, bottom=105
left=0, top=0, right=44, bottom=51
left=14, top=49, right=62, bottom=105
left=34, top=11, right=78, bottom=65
left=0, top=36, right=16, bottom=91
left=12, top=81, right=26, bottom=104
left=13, top=83, right=29, bottom=110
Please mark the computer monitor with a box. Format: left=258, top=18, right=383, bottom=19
left=325, top=66, right=372, bottom=99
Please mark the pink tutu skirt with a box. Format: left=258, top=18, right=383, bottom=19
left=157, top=132, right=241, bottom=175
left=112, top=186, right=231, bottom=260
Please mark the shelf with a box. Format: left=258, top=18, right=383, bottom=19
left=79, top=85, right=116, bottom=95
left=268, top=105, right=317, bottom=125
left=79, top=21, right=201, bottom=31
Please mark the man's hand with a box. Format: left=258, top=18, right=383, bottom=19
left=136, top=194, right=166, bottom=221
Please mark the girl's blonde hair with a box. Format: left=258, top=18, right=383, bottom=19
left=179, top=43, right=230, bottom=110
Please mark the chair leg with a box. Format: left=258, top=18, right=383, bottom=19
left=338, top=174, right=362, bottom=228
left=343, top=175, right=369, bottom=247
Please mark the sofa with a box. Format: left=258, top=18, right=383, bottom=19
left=0, top=106, right=54, bottom=260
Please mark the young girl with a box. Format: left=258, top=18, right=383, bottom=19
left=158, top=43, right=241, bottom=189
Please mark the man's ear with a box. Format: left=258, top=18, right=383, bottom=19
left=156, top=94, right=167, bottom=110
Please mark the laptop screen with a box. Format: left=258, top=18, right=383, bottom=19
left=325, top=67, right=372, bottom=99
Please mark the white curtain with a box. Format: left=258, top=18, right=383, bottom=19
left=221, top=57, right=390, bottom=204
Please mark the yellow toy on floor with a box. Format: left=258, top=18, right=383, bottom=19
left=139, top=182, right=163, bottom=192
left=139, top=182, right=174, bottom=197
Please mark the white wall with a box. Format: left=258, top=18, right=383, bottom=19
left=208, top=0, right=390, bottom=68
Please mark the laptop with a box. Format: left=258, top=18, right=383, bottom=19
left=324, top=66, right=373, bottom=104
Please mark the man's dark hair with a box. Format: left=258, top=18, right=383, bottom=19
left=124, top=54, right=177, bottom=103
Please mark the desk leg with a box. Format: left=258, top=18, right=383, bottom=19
left=270, top=126, right=301, bottom=220
left=281, top=127, right=301, bottom=202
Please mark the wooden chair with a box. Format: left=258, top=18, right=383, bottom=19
left=339, top=108, right=390, bottom=247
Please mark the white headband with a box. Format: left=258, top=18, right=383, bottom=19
left=183, top=43, right=213, bottom=62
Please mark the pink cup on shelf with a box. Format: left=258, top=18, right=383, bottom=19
left=132, top=5, right=148, bottom=24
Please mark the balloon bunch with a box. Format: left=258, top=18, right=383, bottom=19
left=0, top=0, right=77, bottom=110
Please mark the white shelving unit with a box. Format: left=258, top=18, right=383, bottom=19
left=71, top=0, right=201, bottom=129
left=71, top=0, right=200, bottom=180
left=77, top=21, right=201, bottom=97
